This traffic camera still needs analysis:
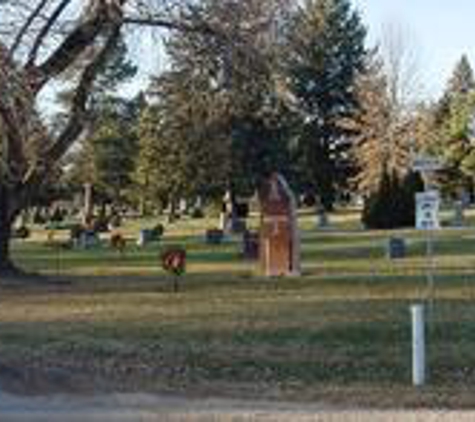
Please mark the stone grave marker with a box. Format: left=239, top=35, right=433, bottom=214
left=387, top=236, right=406, bottom=259
left=206, top=228, right=224, bottom=245
left=259, top=173, right=300, bottom=276
left=242, top=230, right=259, bottom=260
left=315, top=196, right=329, bottom=229
left=452, top=200, right=465, bottom=227
left=137, top=229, right=151, bottom=247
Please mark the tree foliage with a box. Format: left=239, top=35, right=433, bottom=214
left=430, top=55, right=475, bottom=197
left=139, top=0, right=293, bottom=210
left=63, top=33, right=140, bottom=209
left=350, top=49, right=413, bottom=197
left=286, top=0, right=367, bottom=209
left=362, top=169, right=424, bottom=229
left=0, top=0, right=278, bottom=270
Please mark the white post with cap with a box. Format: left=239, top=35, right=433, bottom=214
left=411, top=304, right=426, bottom=386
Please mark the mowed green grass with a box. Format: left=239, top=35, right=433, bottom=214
left=3, top=209, right=475, bottom=407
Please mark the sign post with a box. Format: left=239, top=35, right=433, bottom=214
left=410, top=153, right=443, bottom=387
left=413, top=154, right=443, bottom=299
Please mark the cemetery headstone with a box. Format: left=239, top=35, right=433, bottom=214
left=452, top=200, right=464, bottom=227
left=387, top=236, right=406, bottom=259
left=315, top=197, right=329, bottom=229
left=69, top=224, right=84, bottom=247
left=137, top=229, right=151, bottom=247
left=242, top=230, right=259, bottom=260
left=259, top=173, right=300, bottom=276
left=206, top=228, right=224, bottom=245
left=461, top=190, right=471, bottom=208
left=80, top=230, right=99, bottom=249
left=136, top=225, right=163, bottom=247
left=179, top=198, right=188, bottom=215
left=219, top=207, right=229, bottom=232
left=220, top=192, right=233, bottom=232
left=317, top=209, right=329, bottom=229
left=220, top=192, right=248, bottom=234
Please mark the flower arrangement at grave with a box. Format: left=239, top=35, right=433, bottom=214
left=161, top=247, right=186, bottom=291
left=110, top=232, right=126, bottom=254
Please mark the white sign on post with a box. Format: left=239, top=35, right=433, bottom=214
left=416, top=191, right=440, bottom=230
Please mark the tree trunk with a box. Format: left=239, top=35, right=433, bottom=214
left=82, top=182, right=94, bottom=225
left=167, top=196, right=178, bottom=224
left=0, top=186, right=17, bottom=273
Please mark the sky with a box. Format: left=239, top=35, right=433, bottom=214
left=353, top=0, right=475, bottom=101
left=125, top=1, right=475, bottom=103
left=40, top=1, right=475, bottom=110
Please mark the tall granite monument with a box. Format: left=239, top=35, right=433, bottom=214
left=259, top=173, right=300, bottom=276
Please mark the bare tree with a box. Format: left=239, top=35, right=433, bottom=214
left=380, top=21, right=424, bottom=111
left=351, top=21, right=424, bottom=193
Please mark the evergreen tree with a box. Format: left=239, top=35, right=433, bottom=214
left=447, top=54, right=475, bottom=96
left=433, top=55, right=475, bottom=129
left=286, top=0, right=366, bottom=209
left=431, top=56, right=475, bottom=198
left=362, top=168, right=423, bottom=229
left=143, top=0, right=292, bottom=207
left=90, top=118, right=137, bottom=206
left=64, top=35, right=140, bottom=209
left=133, top=104, right=184, bottom=215
left=144, top=66, right=231, bottom=208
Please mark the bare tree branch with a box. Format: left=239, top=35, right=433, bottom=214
left=29, top=22, right=106, bottom=91
left=22, top=0, right=126, bottom=92
left=8, top=0, right=49, bottom=57
left=123, top=16, right=216, bottom=35
left=26, top=0, right=72, bottom=67
left=23, top=24, right=122, bottom=192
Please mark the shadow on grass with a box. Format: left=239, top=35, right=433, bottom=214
left=1, top=298, right=475, bottom=395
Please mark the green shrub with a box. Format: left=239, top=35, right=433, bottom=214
left=362, top=170, right=424, bottom=229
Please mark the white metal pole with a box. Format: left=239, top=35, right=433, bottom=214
left=422, top=173, right=436, bottom=303
left=427, top=229, right=435, bottom=300
left=411, top=304, right=426, bottom=386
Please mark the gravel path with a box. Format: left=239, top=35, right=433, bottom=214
left=0, top=392, right=474, bottom=421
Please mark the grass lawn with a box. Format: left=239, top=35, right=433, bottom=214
left=2, top=208, right=475, bottom=407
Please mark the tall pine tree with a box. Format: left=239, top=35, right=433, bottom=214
left=432, top=55, right=475, bottom=198
left=286, top=0, right=366, bottom=209
left=142, top=0, right=292, bottom=207
left=64, top=35, right=140, bottom=209
left=447, top=54, right=475, bottom=97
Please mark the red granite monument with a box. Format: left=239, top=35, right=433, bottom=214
left=259, top=173, right=300, bottom=276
